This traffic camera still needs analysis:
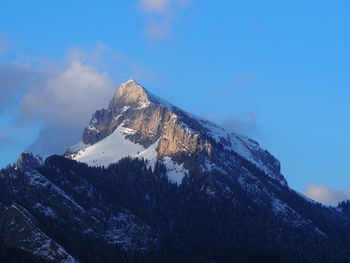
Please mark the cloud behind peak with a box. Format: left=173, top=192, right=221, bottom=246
left=303, top=184, right=350, bottom=206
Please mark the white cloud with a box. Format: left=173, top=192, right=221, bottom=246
left=143, top=21, right=171, bottom=41
left=140, top=0, right=170, bottom=13
left=222, top=112, right=259, bottom=137
left=17, top=60, right=115, bottom=155
left=65, top=43, right=155, bottom=81
left=1, top=44, right=155, bottom=156
left=21, top=60, right=115, bottom=127
left=138, top=0, right=189, bottom=41
left=303, top=184, right=350, bottom=206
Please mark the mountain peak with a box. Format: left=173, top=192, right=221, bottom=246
left=119, top=80, right=143, bottom=94
left=72, top=80, right=286, bottom=186
left=110, top=80, right=150, bottom=108
left=17, top=152, right=43, bottom=172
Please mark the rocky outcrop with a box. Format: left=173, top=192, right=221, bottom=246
left=0, top=203, right=77, bottom=263
left=82, top=81, right=205, bottom=156
left=17, top=152, right=43, bottom=172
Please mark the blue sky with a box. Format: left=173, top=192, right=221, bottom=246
left=0, top=0, right=350, bottom=204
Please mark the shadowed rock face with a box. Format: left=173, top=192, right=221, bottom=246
left=0, top=202, right=77, bottom=263
left=17, top=152, right=43, bottom=172
left=80, top=80, right=284, bottom=184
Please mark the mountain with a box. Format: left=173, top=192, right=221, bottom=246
left=1, top=80, right=350, bottom=262
left=69, top=80, right=285, bottom=185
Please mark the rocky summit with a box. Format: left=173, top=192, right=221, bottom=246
left=1, top=81, right=350, bottom=263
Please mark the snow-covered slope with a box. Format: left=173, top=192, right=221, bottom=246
left=72, top=126, right=146, bottom=167
left=71, top=124, right=186, bottom=184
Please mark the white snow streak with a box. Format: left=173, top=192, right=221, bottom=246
left=72, top=126, right=188, bottom=184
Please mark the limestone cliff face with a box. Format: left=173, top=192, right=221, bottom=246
left=78, top=80, right=285, bottom=185
left=82, top=80, right=212, bottom=159
left=109, top=80, right=151, bottom=107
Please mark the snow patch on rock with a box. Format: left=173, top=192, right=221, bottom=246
left=72, top=126, right=188, bottom=184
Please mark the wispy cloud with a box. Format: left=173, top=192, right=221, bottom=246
left=140, top=0, right=188, bottom=14
left=233, top=74, right=254, bottom=88
left=0, top=63, right=43, bottom=112
left=143, top=21, right=172, bottom=41
left=303, top=184, right=350, bottom=206
left=138, top=0, right=189, bottom=41
left=21, top=60, right=115, bottom=127
left=0, top=130, right=17, bottom=146
left=65, top=43, right=155, bottom=81
left=223, top=111, right=259, bottom=137
left=0, top=33, right=9, bottom=55
left=140, top=0, right=170, bottom=13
